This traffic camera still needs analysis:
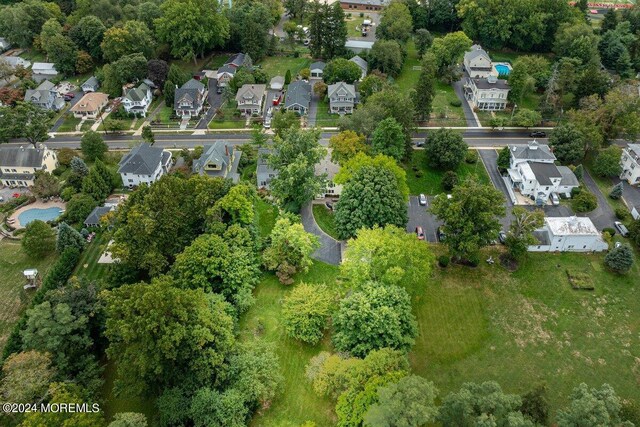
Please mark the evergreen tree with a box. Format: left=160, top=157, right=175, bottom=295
left=56, top=222, right=86, bottom=253
left=610, top=182, right=623, bottom=200
left=70, top=156, right=89, bottom=177
left=604, top=244, right=634, bottom=273
left=308, top=0, right=326, bottom=59
left=323, top=2, right=347, bottom=59
left=413, top=52, right=436, bottom=121
left=285, top=69, right=292, bottom=85
left=601, top=9, right=618, bottom=33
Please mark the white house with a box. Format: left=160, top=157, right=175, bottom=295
left=315, top=150, right=342, bottom=197
left=620, top=143, right=640, bottom=185
left=464, top=45, right=493, bottom=78
left=0, top=145, right=58, bottom=187
left=310, top=61, right=326, bottom=78
left=235, top=84, right=266, bottom=116
left=118, top=143, right=172, bottom=187
left=0, top=38, right=11, bottom=52
left=529, top=217, right=608, bottom=253
left=463, top=75, right=509, bottom=111
left=122, top=82, right=152, bottom=117
left=31, top=62, right=59, bottom=83
left=506, top=141, right=579, bottom=205
left=328, top=82, right=357, bottom=114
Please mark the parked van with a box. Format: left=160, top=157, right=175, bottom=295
left=614, top=221, right=629, bottom=237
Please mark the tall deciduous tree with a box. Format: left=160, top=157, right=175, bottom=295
left=22, top=220, right=55, bottom=258
left=69, top=15, right=106, bottom=59
left=335, top=153, right=409, bottom=200
left=101, top=20, right=156, bottom=63
left=413, top=52, right=437, bottom=121
left=428, top=31, right=472, bottom=79
left=31, top=170, right=60, bottom=198
left=369, top=40, right=404, bottom=77
left=548, top=122, right=586, bottom=165
left=424, top=128, right=468, bottom=170
left=593, top=146, right=623, bottom=177
left=430, top=178, right=505, bottom=261
left=0, top=351, right=56, bottom=403
left=328, top=130, right=368, bottom=165
left=334, top=165, right=408, bottom=239
left=227, top=3, right=273, bottom=61
left=377, top=0, right=413, bottom=43
left=332, top=281, right=417, bottom=357
left=371, top=117, right=405, bottom=161
left=10, top=102, right=52, bottom=148
left=282, top=282, right=333, bottom=344
left=505, top=207, right=544, bottom=261
left=104, top=277, right=235, bottom=396
left=557, top=383, right=632, bottom=427
left=155, top=0, right=230, bottom=63
left=415, top=29, right=434, bottom=56
left=323, top=58, right=362, bottom=84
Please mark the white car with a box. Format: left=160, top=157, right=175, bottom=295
left=419, top=194, right=427, bottom=206
left=550, top=193, right=560, bottom=205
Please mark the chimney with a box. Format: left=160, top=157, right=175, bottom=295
left=225, top=144, right=229, bottom=157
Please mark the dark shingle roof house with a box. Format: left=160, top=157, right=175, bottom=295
left=0, top=145, right=48, bottom=168
left=284, top=80, right=311, bottom=113
left=509, top=141, right=556, bottom=162
left=84, top=206, right=113, bottom=227
left=118, top=143, right=169, bottom=175
left=225, top=53, right=252, bottom=68
left=192, top=141, right=242, bottom=183
left=81, top=76, right=100, bottom=92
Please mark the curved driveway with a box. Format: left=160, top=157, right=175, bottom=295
left=300, top=202, right=342, bottom=265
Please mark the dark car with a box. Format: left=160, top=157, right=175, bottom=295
left=414, top=140, right=425, bottom=147
left=415, top=226, right=425, bottom=240
left=498, top=230, right=507, bottom=244
left=216, top=86, right=223, bottom=94
left=63, top=93, right=75, bottom=101
left=325, top=202, right=333, bottom=211
left=529, top=131, right=546, bottom=138
left=437, top=226, right=446, bottom=242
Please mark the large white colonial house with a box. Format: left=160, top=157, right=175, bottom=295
left=0, top=145, right=58, bottom=187
left=118, top=143, right=172, bottom=187
left=464, top=45, right=493, bottom=78
left=620, top=143, right=640, bottom=185
left=328, top=82, right=357, bottom=114
left=529, top=217, right=608, bottom=253
left=315, top=150, right=342, bottom=197
left=506, top=141, right=579, bottom=205
left=464, top=75, right=510, bottom=111
left=122, top=82, right=153, bottom=117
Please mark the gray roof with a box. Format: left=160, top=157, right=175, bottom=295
left=627, top=143, right=640, bottom=160
left=529, top=162, right=562, bottom=186
left=558, top=166, right=579, bottom=187
left=225, top=53, right=250, bottom=67
left=1, top=56, right=31, bottom=68
left=124, top=83, right=150, bottom=102
left=82, top=76, right=99, bottom=88
left=270, top=76, right=284, bottom=89
left=193, top=141, right=231, bottom=175
left=310, top=61, right=326, bottom=71
left=174, top=88, right=203, bottom=111
left=257, top=148, right=277, bottom=175
left=345, top=40, right=374, bottom=50
left=0, top=146, right=46, bottom=168
left=349, top=55, right=368, bottom=71
left=217, top=65, right=236, bottom=75
left=118, top=143, right=165, bottom=175
left=328, top=81, right=356, bottom=98
left=464, top=45, right=491, bottom=63
left=181, top=78, right=205, bottom=91
left=472, top=77, right=509, bottom=90
left=285, top=80, right=311, bottom=109
left=84, top=206, right=112, bottom=226
left=510, top=141, right=556, bottom=161
left=235, top=84, right=266, bottom=104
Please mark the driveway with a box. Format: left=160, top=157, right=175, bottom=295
left=615, top=178, right=640, bottom=213
left=0, top=187, right=29, bottom=202
left=347, top=12, right=380, bottom=42
left=308, top=92, right=319, bottom=126
left=406, top=196, right=440, bottom=242
left=49, top=89, right=83, bottom=132
left=582, top=170, right=616, bottom=230
left=452, top=75, right=480, bottom=127
left=478, top=149, right=512, bottom=229
left=301, top=202, right=342, bottom=265
left=263, top=89, right=281, bottom=122
left=197, top=78, right=224, bottom=129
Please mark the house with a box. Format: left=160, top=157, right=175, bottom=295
left=506, top=141, right=579, bottom=204
left=529, top=217, right=608, bottom=253
left=174, top=78, right=206, bottom=118
left=0, top=145, right=58, bottom=187
left=315, top=150, right=342, bottom=197
left=83, top=205, right=113, bottom=227
left=118, top=143, right=172, bottom=188
left=81, top=76, right=100, bottom=93
left=619, top=143, right=640, bottom=185
left=69, top=92, right=109, bottom=119
left=464, top=45, right=493, bottom=78
left=216, top=65, right=236, bottom=87
left=31, top=62, right=59, bottom=83
left=0, top=38, right=10, bottom=52
left=284, top=80, right=311, bottom=115
left=328, top=82, right=357, bottom=114
left=257, top=147, right=277, bottom=190
left=310, top=61, right=326, bottom=78
left=24, top=80, right=65, bottom=111
left=0, top=55, right=31, bottom=70
left=225, top=53, right=252, bottom=69
left=192, top=141, right=242, bottom=183
left=122, top=82, right=152, bottom=117
left=340, top=0, right=386, bottom=12
left=345, top=40, right=374, bottom=53
left=463, top=75, right=509, bottom=111
left=349, top=55, right=368, bottom=80
left=235, top=84, right=266, bottom=116
left=270, top=76, right=284, bottom=91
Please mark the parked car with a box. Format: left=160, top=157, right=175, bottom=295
left=263, top=118, right=271, bottom=129
left=498, top=230, right=507, bottom=244
left=216, top=86, right=223, bottom=94
left=529, top=131, right=546, bottom=138
left=64, top=93, right=75, bottom=101
left=550, top=193, right=560, bottom=205
left=414, top=140, right=425, bottom=147
left=437, top=226, right=446, bottom=242
left=419, top=194, right=427, bottom=206
left=614, top=221, right=629, bottom=237
left=415, top=226, right=425, bottom=240
left=325, top=202, right=333, bottom=210
left=0, top=196, right=4, bottom=202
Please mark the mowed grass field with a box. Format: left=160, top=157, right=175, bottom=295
left=0, top=239, right=58, bottom=351
left=74, top=232, right=110, bottom=281
left=257, top=56, right=311, bottom=80
left=404, top=149, right=491, bottom=195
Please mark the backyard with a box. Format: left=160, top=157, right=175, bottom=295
left=257, top=56, right=311, bottom=80
left=74, top=232, right=110, bottom=281
left=403, top=149, right=491, bottom=195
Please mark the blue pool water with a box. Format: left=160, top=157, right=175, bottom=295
left=495, top=64, right=511, bottom=75
left=18, top=207, right=63, bottom=226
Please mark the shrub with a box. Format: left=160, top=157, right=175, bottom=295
left=359, top=12, right=364, bottom=17
left=615, top=207, right=631, bottom=221
left=465, top=150, right=478, bottom=164
left=609, top=182, right=623, bottom=200
left=441, top=170, right=458, bottom=191
left=438, top=255, right=450, bottom=267
left=449, top=99, right=462, bottom=107
left=570, top=186, right=582, bottom=197
left=468, top=254, right=480, bottom=267
left=604, top=244, right=634, bottom=274
left=602, top=227, right=616, bottom=236
left=571, top=191, right=597, bottom=213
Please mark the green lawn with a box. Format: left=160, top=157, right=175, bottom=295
left=206, top=55, right=229, bottom=69
left=312, top=205, right=339, bottom=240
left=209, top=100, right=246, bottom=129
left=0, top=239, right=58, bottom=352
left=345, top=17, right=369, bottom=38
left=411, top=247, right=640, bottom=416
left=56, top=115, right=82, bottom=132
left=314, top=99, right=340, bottom=127
left=257, top=56, right=311, bottom=80
left=404, top=149, right=490, bottom=195
left=395, top=40, right=421, bottom=96
left=101, top=359, right=156, bottom=423
left=240, top=262, right=339, bottom=427
left=74, top=232, right=110, bottom=281
left=255, top=199, right=278, bottom=238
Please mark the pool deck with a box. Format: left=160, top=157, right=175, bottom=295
left=9, top=200, right=66, bottom=229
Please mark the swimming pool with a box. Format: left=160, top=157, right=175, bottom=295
left=18, top=207, right=64, bottom=226
left=495, top=64, right=511, bottom=76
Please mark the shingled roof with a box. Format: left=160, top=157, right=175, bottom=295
left=118, top=143, right=164, bottom=175
left=0, top=146, right=46, bottom=168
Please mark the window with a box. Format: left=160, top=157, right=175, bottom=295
left=128, top=179, right=133, bottom=182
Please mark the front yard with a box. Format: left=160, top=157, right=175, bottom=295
left=209, top=100, right=247, bottom=129
left=312, top=204, right=339, bottom=240
left=56, top=115, right=83, bottom=132
left=314, top=99, right=340, bottom=127
left=404, top=149, right=491, bottom=195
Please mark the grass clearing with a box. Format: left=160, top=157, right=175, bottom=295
left=255, top=199, right=279, bottom=238
left=312, top=204, right=339, bottom=240
left=56, top=115, right=82, bottom=132
left=209, top=100, right=246, bottom=129
left=75, top=232, right=110, bottom=281
left=258, top=56, right=311, bottom=80
left=404, top=149, right=490, bottom=195
left=241, top=262, right=339, bottom=427
left=0, top=239, right=57, bottom=352
left=314, top=99, right=340, bottom=127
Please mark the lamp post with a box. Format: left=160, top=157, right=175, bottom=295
left=510, top=103, right=518, bottom=123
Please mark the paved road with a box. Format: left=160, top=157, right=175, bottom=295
left=452, top=77, right=480, bottom=127
left=300, top=202, right=342, bottom=265
left=406, top=196, right=440, bottom=242
left=582, top=170, right=616, bottom=230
